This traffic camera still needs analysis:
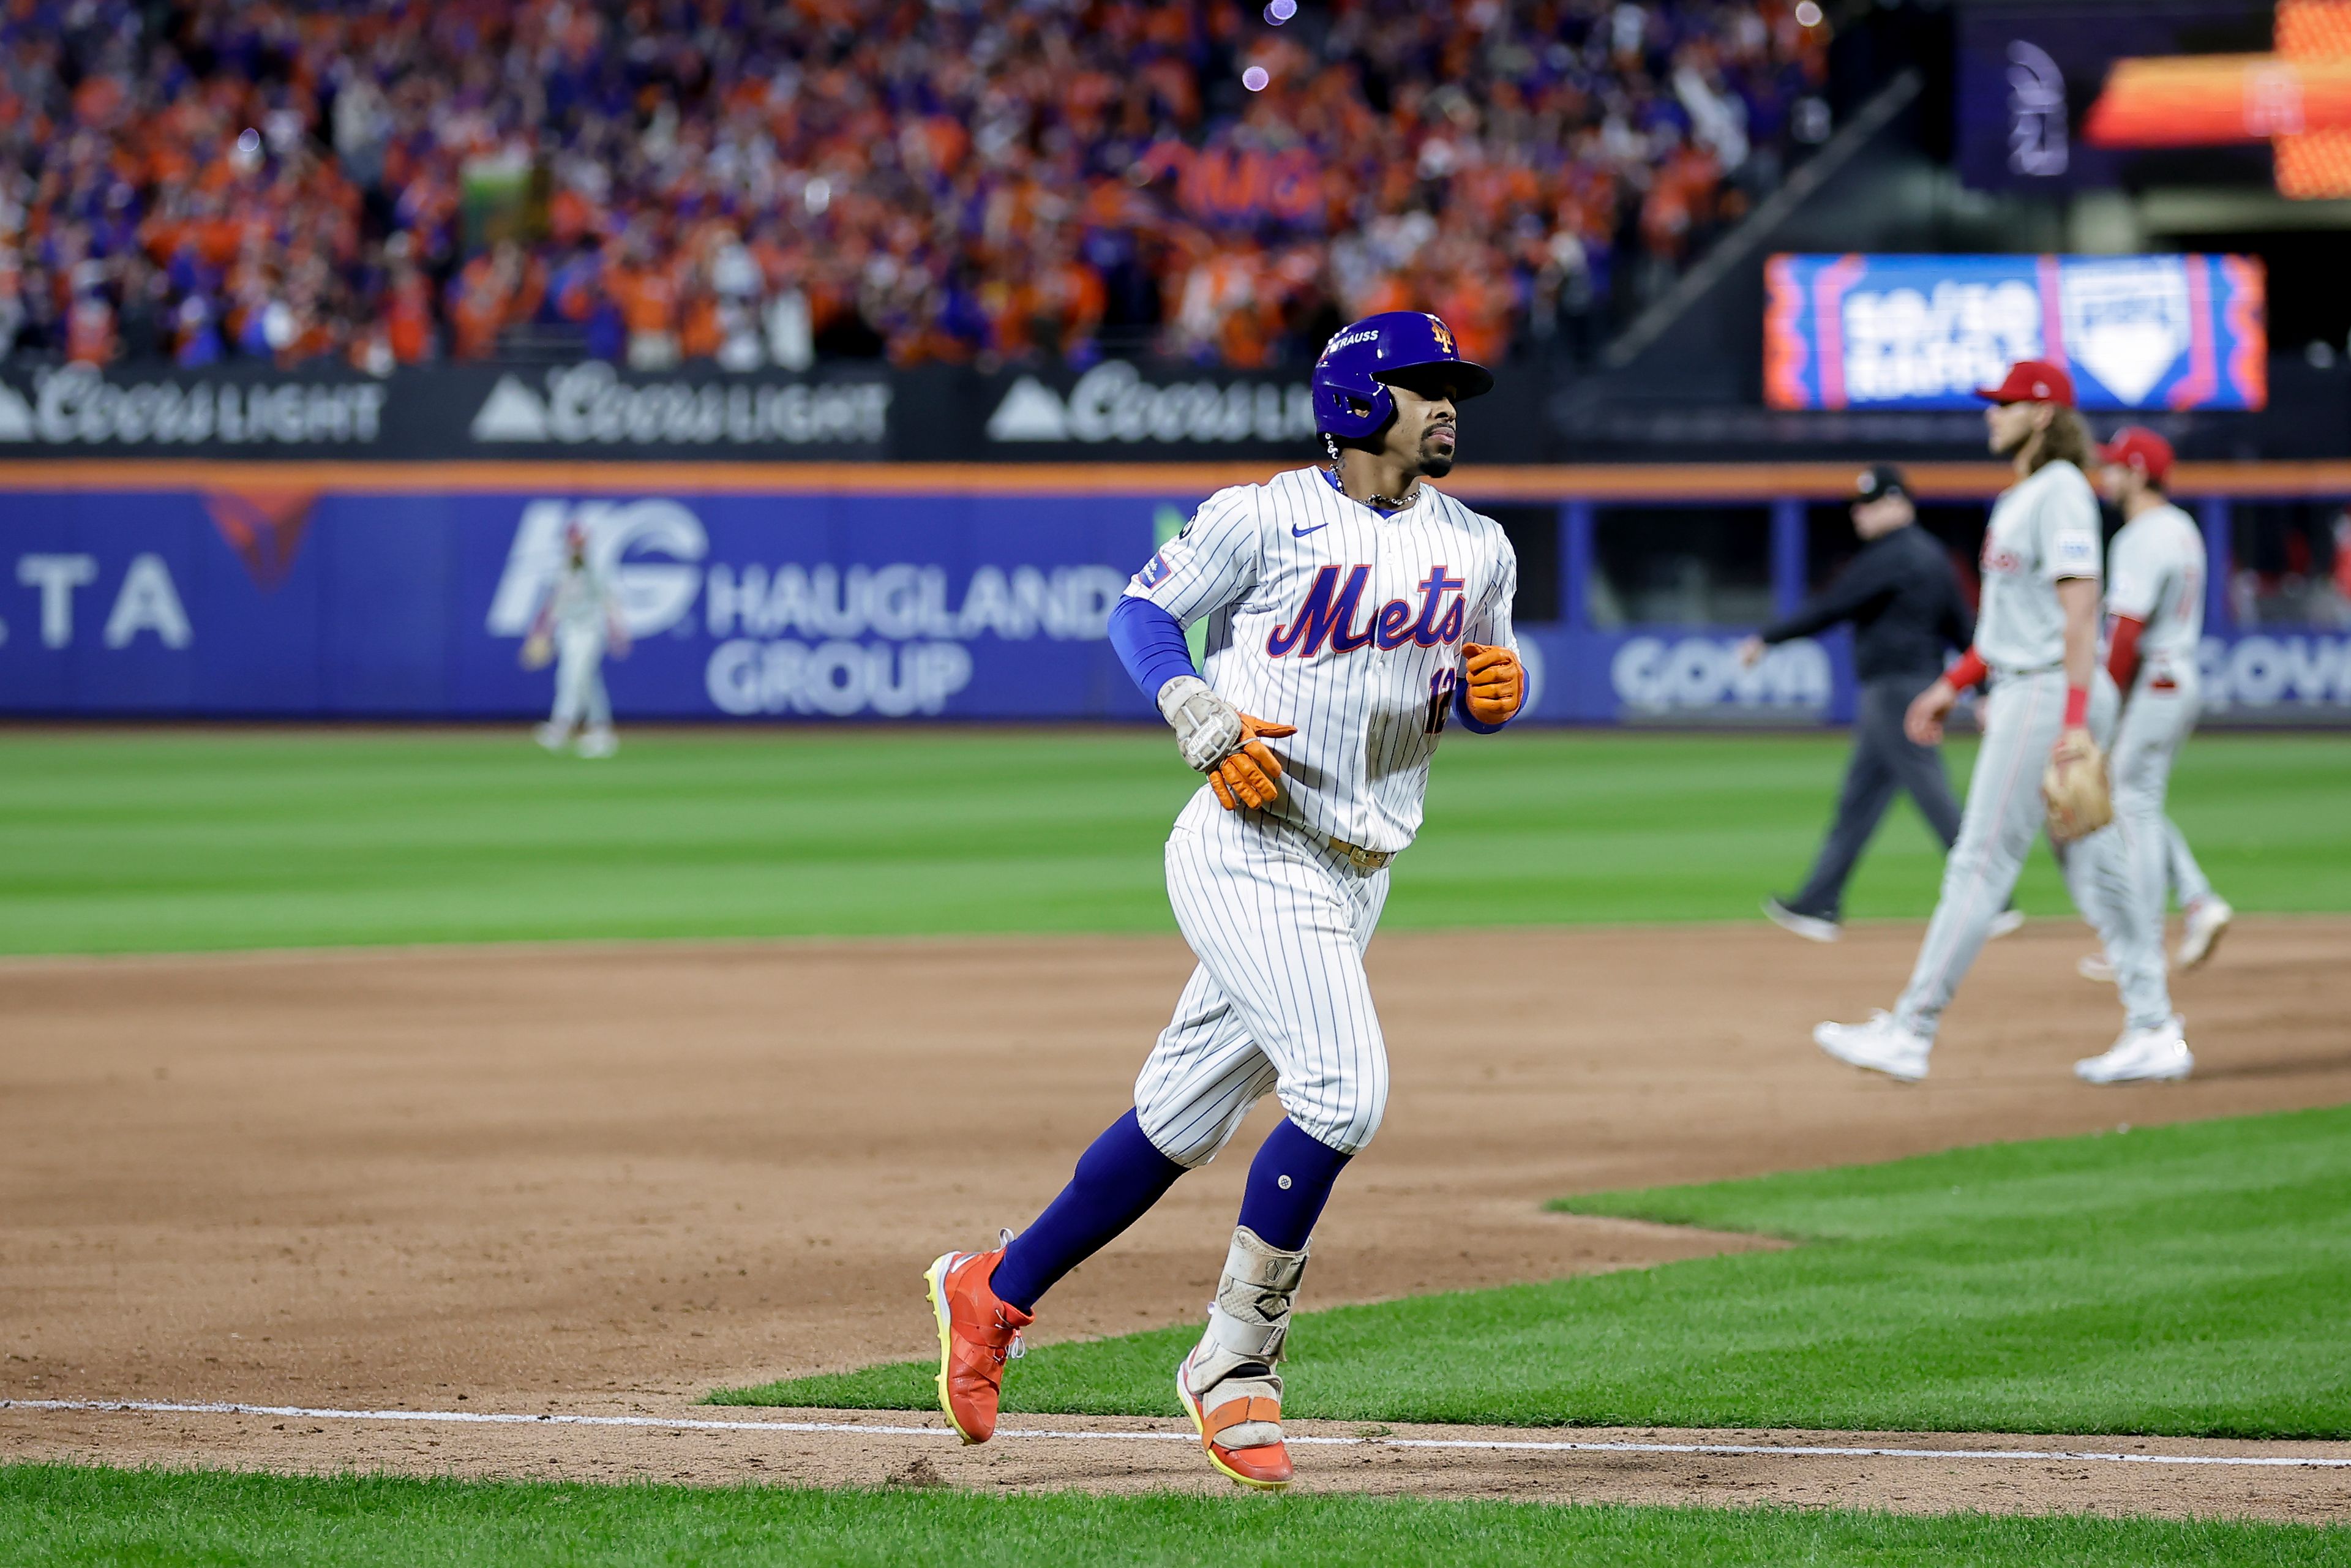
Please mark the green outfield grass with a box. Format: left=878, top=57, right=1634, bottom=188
left=3, top=1466, right=2342, bottom=1567
left=1, top=728, right=2344, bottom=955
left=726, top=1105, right=2351, bottom=1439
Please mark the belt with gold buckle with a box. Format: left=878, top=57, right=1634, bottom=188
left=1327, top=836, right=1393, bottom=871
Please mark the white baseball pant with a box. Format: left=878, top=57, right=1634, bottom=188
left=2164, top=817, right=2216, bottom=911
left=550, top=628, right=612, bottom=733
left=1894, top=669, right=2173, bottom=1040
left=1135, top=789, right=1392, bottom=1168
left=2109, top=665, right=2202, bottom=937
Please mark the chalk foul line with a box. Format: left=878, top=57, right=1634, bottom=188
left=5, top=1399, right=2349, bottom=1470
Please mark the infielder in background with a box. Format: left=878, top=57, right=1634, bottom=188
left=2077, top=427, right=2233, bottom=985
left=925, top=312, right=1524, bottom=1490
left=1815, top=360, right=2187, bottom=1085
left=1741, top=464, right=2020, bottom=944
left=522, top=520, right=629, bottom=759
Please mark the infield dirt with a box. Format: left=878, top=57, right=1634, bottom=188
left=4, top=918, right=2349, bottom=1520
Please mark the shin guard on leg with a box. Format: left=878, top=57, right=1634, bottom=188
left=1177, top=1225, right=1308, bottom=1488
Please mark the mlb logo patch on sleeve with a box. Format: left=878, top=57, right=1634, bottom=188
left=2055, top=534, right=2099, bottom=572
left=1136, top=550, right=1174, bottom=588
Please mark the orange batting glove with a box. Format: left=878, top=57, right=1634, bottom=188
left=1460, top=643, right=1523, bottom=727
left=1207, top=714, right=1296, bottom=811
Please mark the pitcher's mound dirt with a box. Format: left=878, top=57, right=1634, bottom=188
left=3, top=918, right=2347, bottom=1518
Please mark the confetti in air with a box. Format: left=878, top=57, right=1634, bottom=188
left=1265, top=0, right=1297, bottom=21
left=1242, top=65, right=1270, bottom=91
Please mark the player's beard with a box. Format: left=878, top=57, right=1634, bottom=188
left=1419, top=426, right=1457, bottom=477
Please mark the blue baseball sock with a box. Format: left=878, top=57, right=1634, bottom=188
left=1235, top=1117, right=1352, bottom=1251
left=989, top=1109, right=1186, bottom=1314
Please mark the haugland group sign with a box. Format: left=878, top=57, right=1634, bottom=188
left=0, top=359, right=1550, bottom=462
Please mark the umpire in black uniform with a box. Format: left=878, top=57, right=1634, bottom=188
left=1740, top=465, right=1991, bottom=942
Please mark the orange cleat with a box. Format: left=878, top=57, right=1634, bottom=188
left=1177, top=1343, right=1294, bottom=1490
left=924, top=1235, right=1031, bottom=1445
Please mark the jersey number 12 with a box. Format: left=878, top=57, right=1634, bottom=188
left=1424, top=669, right=1457, bottom=735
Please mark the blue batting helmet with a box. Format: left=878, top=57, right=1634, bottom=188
left=1311, top=311, right=1494, bottom=441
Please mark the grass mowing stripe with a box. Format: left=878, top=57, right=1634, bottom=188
left=722, top=1106, right=2351, bottom=1440
left=2, top=1466, right=2342, bottom=1567
left=1, top=729, right=2345, bottom=954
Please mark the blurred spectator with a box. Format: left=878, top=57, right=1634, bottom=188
left=0, top=0, right=1827, bottom=372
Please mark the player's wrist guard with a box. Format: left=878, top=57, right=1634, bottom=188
left=1159, top=676, right=1243, bottom=773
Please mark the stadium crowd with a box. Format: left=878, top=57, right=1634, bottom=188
left=0, top=0, right=1828, bottom=374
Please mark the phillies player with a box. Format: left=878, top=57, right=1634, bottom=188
left=522, top=520, right=629, bottom=758
left=925, top=313, right=1523, bottom=1490
left=1815, top=360, right=2184, bottom=1084
left=2076, top=427, right=2232, bottom=986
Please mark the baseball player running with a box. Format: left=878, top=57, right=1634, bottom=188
left=522, top=520, right=629, bottom=758
left=1741, top=463, right=2021, bottom=944
left=1815, top=360, right=2186, bottom=1084
left=925, top=312, right=1523, bottom=1491
left=2075, top=427, right=2233, bottom=986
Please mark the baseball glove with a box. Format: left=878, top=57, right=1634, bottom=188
left=519, top=631, right=553, bottom=670
left=1207, top=713, right=1297, bottom=811
left=2041, top=727, right=2113, bottom=844
left=1460, top=642, right=1524, bottom=726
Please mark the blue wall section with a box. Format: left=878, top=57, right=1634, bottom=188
left=0, top=488, right=1166, bottom=720
left=3, top=486, right=2347, bottom=722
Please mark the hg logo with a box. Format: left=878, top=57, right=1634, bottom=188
left=486, top=499, right=708, bottom=640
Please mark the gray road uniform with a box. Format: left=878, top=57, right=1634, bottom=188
left=2104, top=504, right=2213, bottom=928
left=1891, top=460, right=2173, bottom=1042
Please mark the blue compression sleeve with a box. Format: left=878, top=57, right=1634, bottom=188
left=1236, top=1118, right=1352, bottom=1250
left=991, top=1109, right=1187, bottom=1313
left=1108, top=594, right=1198, bottom=706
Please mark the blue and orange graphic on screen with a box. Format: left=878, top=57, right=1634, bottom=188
left=1763, top=253, right=2266, bottom=411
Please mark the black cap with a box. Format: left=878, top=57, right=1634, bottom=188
left=1853, top=463, right=1909, bottom=505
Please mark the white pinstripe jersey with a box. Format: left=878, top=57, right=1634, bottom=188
left=1125, top=465, right=1519, bottom=854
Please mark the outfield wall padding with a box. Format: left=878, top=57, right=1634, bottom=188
left=2, top=485, right=2345, bottom=724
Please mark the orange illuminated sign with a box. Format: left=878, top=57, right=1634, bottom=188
left=2083, top=0, right=2351, bottom=197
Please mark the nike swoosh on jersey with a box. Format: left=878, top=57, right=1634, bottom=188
left=1291, top=522, right=1331, bottom=538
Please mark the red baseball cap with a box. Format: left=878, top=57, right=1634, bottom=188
left=1976, top=358, right=2076, bottom=408
left=2098, top=425, right=2175, bottom=484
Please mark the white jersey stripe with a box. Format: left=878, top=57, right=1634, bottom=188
left=1127, top=465, right=1520, bottom=855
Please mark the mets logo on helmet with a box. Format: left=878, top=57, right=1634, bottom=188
left=1428, top=317, right=1453, bottom=353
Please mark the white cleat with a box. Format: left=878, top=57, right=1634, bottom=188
left=1815, top=1011, right=1932, bottom=1082
left=2074, top=1016, right=2193, bottom=1084
left=1763, top=897, right=1839, bottom=943
left=2077, top=953, right=2115, bottom=983
left=1987, top=909, right=2026, bottom=939
left=533, top=722, right=569, bottom=752
left=576, top=728, right=619, bottom=759
left=2177, top=897, right=2232, bottom=969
